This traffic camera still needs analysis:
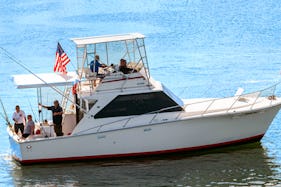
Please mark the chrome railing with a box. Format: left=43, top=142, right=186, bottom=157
left=183, top=82, right=280, bottom=117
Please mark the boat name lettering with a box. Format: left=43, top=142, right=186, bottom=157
left=98, top=135, right=106, bottom=139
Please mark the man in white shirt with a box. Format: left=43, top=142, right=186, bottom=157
left=12, top=105, right=26, bottom=134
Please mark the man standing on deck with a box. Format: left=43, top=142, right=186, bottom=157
left=12, top=105, right=26, bottom=134
left=39, top=100, right=64, bottom=136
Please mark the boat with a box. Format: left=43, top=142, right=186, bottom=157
left=6, top=33, right=281, bottom=164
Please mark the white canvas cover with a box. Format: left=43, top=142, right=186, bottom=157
left=13, top=72, right=78, bottom=89
left=71, top=33, right=145, bottom=46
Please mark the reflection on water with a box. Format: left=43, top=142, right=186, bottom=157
left=9, top=143, right=281, bottom=186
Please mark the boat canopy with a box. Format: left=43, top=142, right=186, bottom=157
left=13, top=72, right=78, bottom=89
left=71, top=33, right=145, bottom=47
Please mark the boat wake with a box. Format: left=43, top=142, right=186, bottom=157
left=242, top=79, right=278, bottom=84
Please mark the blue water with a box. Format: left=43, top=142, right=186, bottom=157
left=1, top=0, right=281, bottom=186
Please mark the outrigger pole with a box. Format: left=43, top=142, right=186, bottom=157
left=0, top=112, right=7, bottom=123
left=0, top=97, right=11, bottom=127
left=0, top=47, right=86, bottom=114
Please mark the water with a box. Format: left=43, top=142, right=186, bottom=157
left=1, top=0, right=281, bottom=186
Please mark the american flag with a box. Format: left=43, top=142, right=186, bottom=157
left=54, top=42, right=70, bottom=74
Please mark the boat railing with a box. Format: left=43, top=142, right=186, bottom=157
left=74, top=82, right=281, bottom=135
left=74, top=105, right=180, bottom=135
left=121, top=105, right=179, bottom=128
left=79, top=71, right=148, bottom=96
left=97, top=106, right=178, bottom=132
left=182, top=82, right=280, bottom=117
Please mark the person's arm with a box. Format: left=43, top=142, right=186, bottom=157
left=101, top=62, right=107, bottom=68
left=54, top=111, right=63, bottom=116
left=12, top=112, right=17, bottom=123
left=54, top=107, right=63, bottom=116
left=97, top=60, right=107, bottom=68
left=31, top=123, right=35, bottom=135
left=38, top=103, right=50, bottom=110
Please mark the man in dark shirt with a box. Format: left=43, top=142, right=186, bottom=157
left=39, top=100, right=64, bottom=136
left=119, top=59, right=134, bottom=74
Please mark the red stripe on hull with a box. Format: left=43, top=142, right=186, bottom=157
left=17, top=134, right=264, bottom=164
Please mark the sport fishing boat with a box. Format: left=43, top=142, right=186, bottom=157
left=6, top=33, right=281, bottom=164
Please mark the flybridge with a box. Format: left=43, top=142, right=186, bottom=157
left=71, top=33, right=150, bottom=80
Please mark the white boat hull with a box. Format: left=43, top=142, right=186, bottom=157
left=8, top=104, right=281, bottom=164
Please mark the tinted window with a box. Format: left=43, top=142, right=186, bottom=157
left=88, top=100, right=97, bottom=111
left=94, top=92, right=182, bottom=118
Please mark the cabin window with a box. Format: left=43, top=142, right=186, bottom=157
left=81, top=99, right=87, bottom=111
left=94, top=92, right=182, bottom=118
left=80, top=99, right=97, bottom=112
left=88, top=99, right=97, bottom=111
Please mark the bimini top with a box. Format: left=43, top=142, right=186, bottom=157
left=71, top=33, right=145, bottom=47
left=13, top=72, right=78, bottom=89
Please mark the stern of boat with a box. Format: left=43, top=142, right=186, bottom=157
left=7, top=126, right=23, bottom=162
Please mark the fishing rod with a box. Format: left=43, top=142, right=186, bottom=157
left=36, top=96, right=49, bottom=138
left=0, top=47, right=86, bottom=114
left=27, top=98, right=38, bottom=123
left=0, top=112, right=8, bottom=124
left=0, top=97, right=11, bottom=127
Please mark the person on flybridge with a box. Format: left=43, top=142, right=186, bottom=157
left=119, top=59, right=134, bottom=74
left=39, top=100, right=64, bottom=136
left=90, top=55, right=107, bottom=75
left=90, top=55, right=107, bottom=87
